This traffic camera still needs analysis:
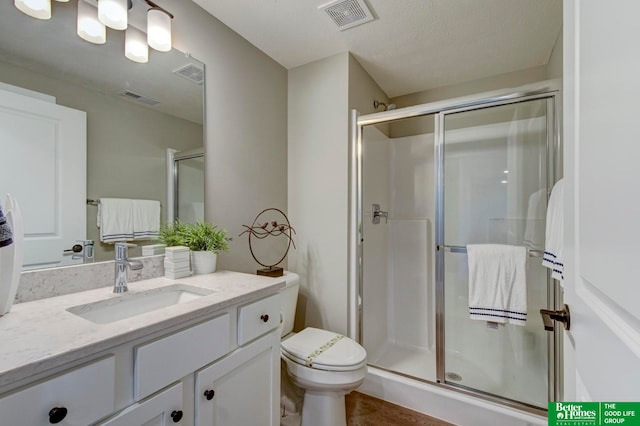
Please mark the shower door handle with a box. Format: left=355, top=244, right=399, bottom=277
left=371, top=204, right=388, bottom=224
left=540, top=304, right=570, bottom=331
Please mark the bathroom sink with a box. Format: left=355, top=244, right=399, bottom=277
left=66, top=284, right=216, bottom=324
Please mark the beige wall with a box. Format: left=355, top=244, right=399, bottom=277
left=0, top=60, right=203, bottom=262
left=287, top=53, right=389, bottom=335
left=288, top=52, right=350, bottom=334
left=157, top=0, right=288, bottom=273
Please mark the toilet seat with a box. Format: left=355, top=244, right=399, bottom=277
left=281, top=327, right=367, bottom=372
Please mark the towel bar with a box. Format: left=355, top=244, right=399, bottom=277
left=437, top=245, right=544, bottom=258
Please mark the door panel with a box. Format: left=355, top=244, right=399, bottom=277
left=0, top=87, right=86, bottom=269
left=563, top=0, right=640, bottom=401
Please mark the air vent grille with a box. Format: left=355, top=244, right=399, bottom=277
left=319, top=0, right=374, bottom=31
left=174, top=64, right=204, bottom=85
left=120, top=90, right=160, bottom=105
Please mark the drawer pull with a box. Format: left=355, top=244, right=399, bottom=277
left=171, top=410, right=183, bottom=423
left=204, top=389, right=215, bottom=400
left=260, top=314, right=269, bottom=323
left=48, top=407, right=68, bottom=424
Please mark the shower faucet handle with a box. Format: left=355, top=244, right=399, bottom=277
left=371, top=204, right=388, bottom=224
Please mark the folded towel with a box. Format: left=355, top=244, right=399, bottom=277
left=467, top=244, right=528, bottom=326
left=132, top=199, right=160, bottom=240
left=542, top=179, right=564, bottom=281
left=99, top=198, right=135, bottom=243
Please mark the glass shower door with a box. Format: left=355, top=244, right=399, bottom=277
left=437, top=98, right=552, bottom=408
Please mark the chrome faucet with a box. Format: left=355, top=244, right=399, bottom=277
left=114, top=242, right=143, bottom=293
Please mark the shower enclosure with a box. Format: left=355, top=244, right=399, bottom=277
left=350, top=86, right=560, bottom=413
left=167, top=148, right=205, bottom=223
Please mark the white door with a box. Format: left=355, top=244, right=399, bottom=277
left=0, top=87, right=86, bottom=270
left=563, top=1, right=640, bottom=401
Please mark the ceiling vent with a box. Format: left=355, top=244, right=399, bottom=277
left=174, top=63, right=204, bottom=85
left=120, top=90, right=160, bottom=105
left=319, top=0, right=375, bottom=31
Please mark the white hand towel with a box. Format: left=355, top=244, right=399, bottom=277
left=542, top=179, right=564, bottom=281
left=467, top=244, right=528, bottom=326
left=99, top=198, right=135, bottom=243
left=132, top=200, right=160, bottom=241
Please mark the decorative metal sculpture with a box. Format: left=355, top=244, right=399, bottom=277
left=239, top=208, right=296, bottom=277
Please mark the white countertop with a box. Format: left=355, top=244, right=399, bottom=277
left=0, top=271, right=285, bottom=389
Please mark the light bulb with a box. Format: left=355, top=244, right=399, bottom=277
left=125, top=26, right=148, bottom=63
left=147, top=8, right=172, bottom=52
left=14, top=0, right=51, bottom=20
left=98, top=0, right=127, bottom=30
left=77, top=0, right=106, bottom=44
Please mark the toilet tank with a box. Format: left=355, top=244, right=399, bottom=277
left=280, top=272, right=299, bottom=337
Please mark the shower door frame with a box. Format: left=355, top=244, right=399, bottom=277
left=349, top=82, right=562, bottom=415
left=167, top=147, right=205, bottom=223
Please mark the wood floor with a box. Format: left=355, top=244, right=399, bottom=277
left=346, top=392, right=454, bottom=426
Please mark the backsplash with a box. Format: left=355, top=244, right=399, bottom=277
left=16, top=255, right=164, bottom=303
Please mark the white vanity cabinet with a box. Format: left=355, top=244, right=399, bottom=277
left=0, top=274, right=283, bottom=426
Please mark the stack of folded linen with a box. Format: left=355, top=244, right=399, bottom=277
left=164, top=246, right=191, bottom=279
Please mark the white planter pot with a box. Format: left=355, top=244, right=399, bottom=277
left=191, top=251, right=217, bottom=274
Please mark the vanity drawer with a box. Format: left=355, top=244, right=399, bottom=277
left=134, top=314, right=230, bottom=400
left=237, top=293, right=280, bottom=345
left=0, top=356, right=115, bottom=426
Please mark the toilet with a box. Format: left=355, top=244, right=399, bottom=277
left=280, top=272, right=367, bottom=426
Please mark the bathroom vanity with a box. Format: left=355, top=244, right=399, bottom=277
left=0, top=271, right=284, bottom=425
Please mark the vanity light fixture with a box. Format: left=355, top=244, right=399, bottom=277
left=77, top=0, right=106, bottom=44
left=16, top=0, right=174, bottom=63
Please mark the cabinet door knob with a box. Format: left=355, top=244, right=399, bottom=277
left=170, top=410, right=183, bottom=423
left=48, top=407, right=68, bottom=424
left=204, top=389, right=215, bottom=400
left=260, top=314, right=269, bottom=323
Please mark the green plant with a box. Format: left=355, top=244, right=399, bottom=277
left=158, top=219, right=189, bottom=247
left=159, top=220, right=231, bottom=253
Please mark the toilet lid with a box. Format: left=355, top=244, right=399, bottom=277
left=281, top=327, right=366, bottom=370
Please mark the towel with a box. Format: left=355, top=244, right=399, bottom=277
left=98, top=198, right=135, bottom=243
left=132, top=199, right=160, bottom=240
left=542, top=179, right=564, bottom=281
left=467, top=244, right=528, bottom=326
left=98, top=198, right=160, bottom=243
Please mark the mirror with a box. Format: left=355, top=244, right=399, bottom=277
left=0, top=0, right=204, bottom=270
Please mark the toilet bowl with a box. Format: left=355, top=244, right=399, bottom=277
left=280, top=273, right=367, bottom=426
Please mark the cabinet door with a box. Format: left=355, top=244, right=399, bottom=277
left=98, top=382, right=184, bottom=426
left=195, top=330, right=280, bottom=426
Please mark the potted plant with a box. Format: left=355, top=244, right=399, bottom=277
left=159, top=220, right=231, bottom=274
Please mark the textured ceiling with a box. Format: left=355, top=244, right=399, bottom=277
left=193, top=0, right=562, bottom=98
